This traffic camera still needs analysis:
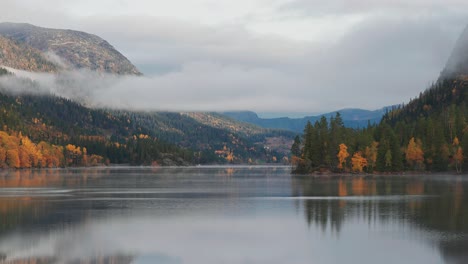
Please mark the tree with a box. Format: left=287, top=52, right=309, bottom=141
left=454, top=147, right=463, bottom=173
left=291, top=135, right=301, bottom=157
left=385, top=150, right=392, bottom=168
left=337, top=143, right=349, bottom=170
left=0, top=148, right=6, bottom=168
left=364, top=141, right=378, bottom=172
left=453, top=137, right=463, bottom=173
left=6, top=149, right=20, bottom=168
left=226, top=151, right=234, bottom=163
left=405, top=137, right=424, bottom=170
left=351, top=152, right=367, bottom=173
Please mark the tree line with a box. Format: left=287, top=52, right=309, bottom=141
left=292, top=78, right=468, bottom=174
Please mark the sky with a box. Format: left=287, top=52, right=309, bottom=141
left=1, top=0, right=468, bottom=115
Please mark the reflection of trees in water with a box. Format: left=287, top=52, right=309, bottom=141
left=0, top=168, right=113, bottom=188
left=0, top=169, right=112, bottom=234
left=292, top=175, right=468, bottom=263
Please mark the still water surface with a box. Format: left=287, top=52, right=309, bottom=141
left=0, top=166, right=466, bottom=264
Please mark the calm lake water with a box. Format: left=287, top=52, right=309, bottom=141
left=0, top=166, right=467, bottom=264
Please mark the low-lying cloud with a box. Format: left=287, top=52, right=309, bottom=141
left=0, top=64, right=309, bottom=112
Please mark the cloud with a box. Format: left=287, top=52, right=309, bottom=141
left=280, top=0, right=468, bottom=17
left=0, top=0, right=467, bottom=113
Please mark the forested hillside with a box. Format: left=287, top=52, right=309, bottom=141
left=0, top=68, right=290, bottom=168
left=0, top=87, right=193, bottom=167
left=293, top=75, right=468, bottom=173
left=291, top=22, right=468, bottom=174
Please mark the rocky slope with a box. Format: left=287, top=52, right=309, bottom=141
left=0, top=22, right=141, bottom=75
left=0, top=35, right=58, bottom=72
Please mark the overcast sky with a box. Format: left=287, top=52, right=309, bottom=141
left=1, top=0, right=468, bottom=115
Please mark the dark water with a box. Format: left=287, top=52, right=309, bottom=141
left=0, top=166, right=467, bottom=264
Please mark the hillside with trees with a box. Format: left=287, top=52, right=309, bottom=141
left=292, top=79, right=468, bottom=174
left=292, top=25, right=468, bottom=174
left=0, top=68, right=291, bottom=168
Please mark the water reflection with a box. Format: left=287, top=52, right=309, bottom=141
left=292, top=175, right=468, bottom=263
left=1, top=255, right=133, bottom=264
left=0, top=168, right=466, bottom=264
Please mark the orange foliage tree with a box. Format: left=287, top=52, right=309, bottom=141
left=6, top=149, right=20, bottom=168
left=351, top=152, right=368, bottom=173
left=405, top=137, right=424, bottom=170
left=226, top=151, right=234, bottom=163
left=0, top=130, right=90, bottom=169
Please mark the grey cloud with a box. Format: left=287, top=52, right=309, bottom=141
left=280, top=0, right=468, bottom=17
left=0, top=1, right=467, bottom=113
left=76, top=16, right=310, bottom=74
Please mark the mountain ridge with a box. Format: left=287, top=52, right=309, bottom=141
left=222, top=106, right=395, bottom=133
left=0, top=22, right=141, bottom=75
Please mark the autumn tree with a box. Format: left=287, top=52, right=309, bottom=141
left=6, top=149, right=20, bottom=168
left=0, top=148, right=6, bottom=168
left=20, top=136, right=43, bottom=167
left=65, top=144, right=83, bottom=166
left=405, top=137, right=425, bottom=170
left=337, top=143, right=349, bottom=170
left=453, top=137, right=463, bottom=173
left=351, top=152, right=368, bottom=173
left=226, top=151, right=234, bottom=163
left=18, top=147, right=32, bottom=168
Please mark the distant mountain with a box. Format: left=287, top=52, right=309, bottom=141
left=0, top=22, right=141, bottom=75
left=222, top=107, right=393, bottom=133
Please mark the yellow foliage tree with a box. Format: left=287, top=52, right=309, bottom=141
left=65, top=144, right=83, bottom=166
left=337, top=143, right=349, bottom=170
left=0, top=130, right=69, bottom=168
left=20, top=136, right=43, bottom=167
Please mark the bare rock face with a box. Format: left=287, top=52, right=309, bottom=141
left=0, top=22, right=141, bottom=75
left=0, top=35, right=58, bottom=72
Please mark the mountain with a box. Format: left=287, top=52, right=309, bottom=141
left=0, top=22, right=141, bottom=75
left=222, top=107, right=392, bottom=133
left=0, top=35, right=58, bottom=72
left=0, top=22, right=293, bottom=167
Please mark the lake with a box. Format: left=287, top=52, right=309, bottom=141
left=0, top=166, right=466, bottom=264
